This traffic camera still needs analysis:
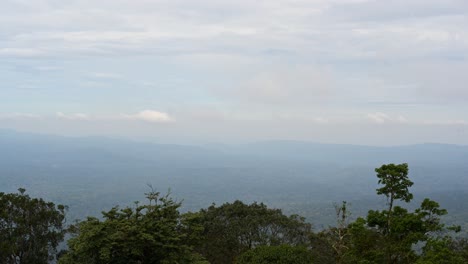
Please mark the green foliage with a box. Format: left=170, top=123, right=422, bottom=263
left=362, top=198, right=451, bottom=262
left=375, top=163, right=413, bottom=236
left=309, top=232, right=337, bottom=264
left=375, top=163, right=413, bottom=204
left=0, top=188, right=67, bottom=264
left=344, top=217, right=385, bottom=264
left=452, top=238, right=468, bottom=261
left=59, top=189, right=202, bottom=264
left=342, top=163, right=459, bottom=264
left=311, top=163, right=465, bottom=264
left=236, top=245, right=314, bottom=264
left=194, top=200, right=312, bottom=264
left=416, top=237, right=466, bottom=264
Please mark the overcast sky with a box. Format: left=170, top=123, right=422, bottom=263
left=1, top=0, right=468, bottom=145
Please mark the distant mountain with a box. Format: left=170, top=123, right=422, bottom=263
left=2, top=129, right=467, bottom=168
left=1, top=129, right=467, bottom=230
left=213, top=139, right=468, bottom=166
left=0, top=129, right=234, bottom=168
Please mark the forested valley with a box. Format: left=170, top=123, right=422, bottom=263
left=2, top=131, right=468, bottom=263
left=2, top=163, right=468, bottom=263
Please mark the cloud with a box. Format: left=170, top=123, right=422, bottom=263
left=3, top=0, right=464, bottom=60
left=312, top=117, right=329, bottom=124
left=122, top=110, right=173, bottom=123
left=2, top=0, right=467, bottom=71
left=56, top=112, right=90, bottom=120
left=367, top=112, right=408, bottom=124
left=88, top=72, right=122, bottom=79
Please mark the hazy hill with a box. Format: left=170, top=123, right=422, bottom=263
left=1, top=129, right=467, bottom=230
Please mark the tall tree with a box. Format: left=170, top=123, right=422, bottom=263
left=344, top=163, right=459, bottom=264
left=375, top=163, right=413, bottom=234
left=0, top=188, right=67, bottom=264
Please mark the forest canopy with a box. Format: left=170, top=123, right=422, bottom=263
left=1, top=163, right=467, bottom=264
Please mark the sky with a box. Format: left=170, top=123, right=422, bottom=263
left=1, top=0, right=468, bottom=145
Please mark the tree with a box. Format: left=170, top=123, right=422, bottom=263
left=0, top=188, right=67, bottom=264
left=375, top=163, right=413, bottom=234
left=416, top=237, right=466, bottom=264
left=59, top=189, right=203, bottom=264
left=193, top=200, right=312, bottom=264
left=237, top=245, right=314, bottom=264
left=342, top=163, right=460, bottom=264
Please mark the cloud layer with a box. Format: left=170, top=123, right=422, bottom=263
left=1, top=0, right=467, bottom=144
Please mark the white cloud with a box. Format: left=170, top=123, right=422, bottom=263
left=56, top=112, right=90, bottom=120
left=2, top=0, right=465, bottom=60
left=367, top=112, right=408, bottom=124
left=88, top=72, right=122, bottom=79
left=312, top=117, right=329, bottom=124
left=122, top=110, right=173, bottom=123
